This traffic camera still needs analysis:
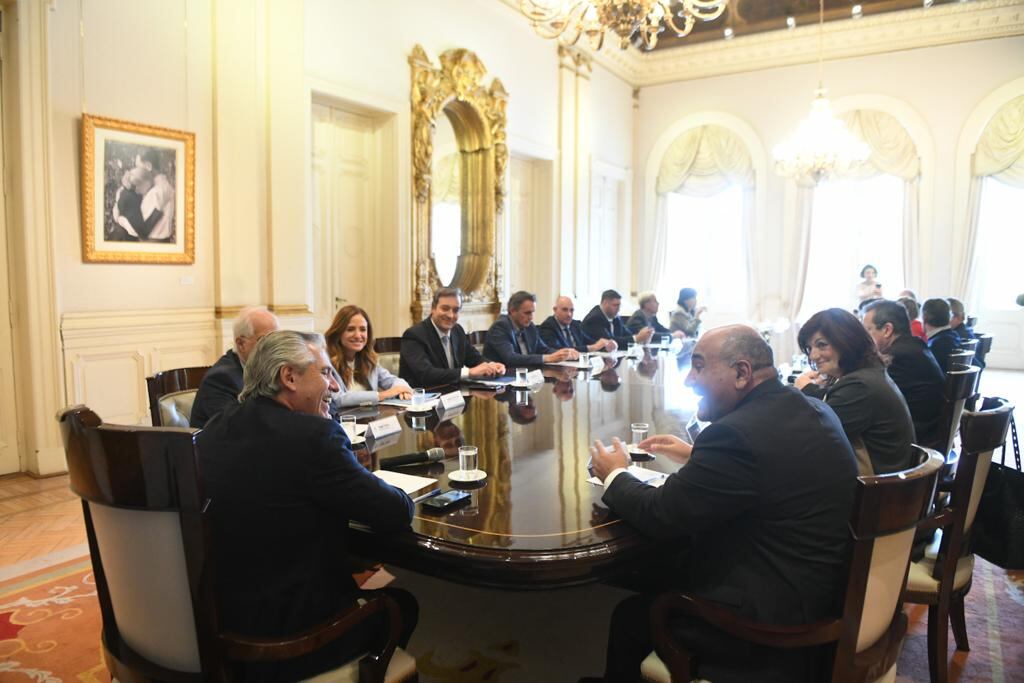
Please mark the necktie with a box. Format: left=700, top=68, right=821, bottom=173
left=565, top=325, right=576, bottom=348
left=441, top=335, right=454, bottom=369
left=518, top=330, right=529, bottom=356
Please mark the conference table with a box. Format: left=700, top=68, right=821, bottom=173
left=347, top=348, right=702, bottom=590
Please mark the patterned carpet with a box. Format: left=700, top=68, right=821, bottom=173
left=0, top=557, right=1021, bottom=682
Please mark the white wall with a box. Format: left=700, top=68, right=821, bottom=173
left=635, top=35, right=1024, bottom=314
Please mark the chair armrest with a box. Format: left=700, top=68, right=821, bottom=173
left=219, top=592, right=400, bottom=668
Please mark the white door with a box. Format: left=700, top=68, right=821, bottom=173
left=0, top=25, right=22, bottom=474
left=311, top=104, right=378, bottom=330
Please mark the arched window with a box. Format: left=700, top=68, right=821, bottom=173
left=794, top=109, right=921, bottom=321
left=651, top=125, right=755, bottom=326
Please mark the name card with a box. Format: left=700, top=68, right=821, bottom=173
left=367, top=415, right=402, bottom=440
left=365, top=431, right=402, bottom=453
left=438, top=390, right=466, bottom=411
left=526, top=369, right=545, bottom=386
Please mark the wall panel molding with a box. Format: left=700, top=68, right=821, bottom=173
left=61, top=308, right=218, bottom=425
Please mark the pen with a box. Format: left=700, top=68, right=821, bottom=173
left=413, top=488, right=442, bottom=504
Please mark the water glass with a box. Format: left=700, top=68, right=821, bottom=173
left=631, top=422, right=649, bottom=450
left=515, top=367, right=529, bottom=384
left=458, top=445, right=479, bottom=473
left=411, top=388, right=426, bottom=408
left=340, top=415, right=357, bottom=439
left=579, top=352, right=591, bottom=366
left=628, top=342, right=638, bottom=357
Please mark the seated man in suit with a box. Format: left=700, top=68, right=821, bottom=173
left=922, top=297, right=963, bottom=373
left=539, top=295, right=617, bottom=352
left=582, top=289, right=654, bottom=348
left=197, top=330, right=418, bottom=681
left=190, top=306, right=279, bottom=428
left=399, top=287, right=505, bottom=388
left=585, top=325, right=857, bottom=683
left=863, top=300, right=945, bottom=450
left=948, top=296, right=980, bottom=345
left=626, top=292, right=683, bottom=341
left=484, top=291, right=579, bottom=367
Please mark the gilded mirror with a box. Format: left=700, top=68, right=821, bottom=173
left=409, top=45, right=508, bottom=324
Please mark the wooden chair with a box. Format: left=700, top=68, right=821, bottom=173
left=374, top=337, right=403, bottom=377
left=146, top=366, right=210, bottom=427
left=58, top=405, right=416, bottom=683
left=468, top=330, right=488, bottom=347
left=641, top=447, right=944, bottom=683
left=931, top=365, right=980, bottom=459
left=973, top=334, right=993, bottom=367
left=904, top=398, right=1013, bottom=683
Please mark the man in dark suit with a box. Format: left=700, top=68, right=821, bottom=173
left=484, top=290, right=579, bottom=366
left=539, top=295, right=618, bottom=352
left=947, top=298, right=976, bottom=340
left=922, top=298, right=963, bottom=373
left=191, top=306, right=279, bottom=428
left=582, top=289, right=654, bottom=348
left=399, top=287, right=505, bottom=388
left=197, top=330, right=417, bottom=681
left=586, top=325, right=857, bottom=682
left=625, top=292, right=682, bottom=341
left=863, top=300, right=945, bottom=450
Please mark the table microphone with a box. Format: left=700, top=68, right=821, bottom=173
left=380, top=447, right=445, bottom=469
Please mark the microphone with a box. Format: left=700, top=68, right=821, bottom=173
left=379, top=447, right=445, bottom=469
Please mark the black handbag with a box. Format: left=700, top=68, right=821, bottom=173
left=971, top=400, right=1024, bottom=569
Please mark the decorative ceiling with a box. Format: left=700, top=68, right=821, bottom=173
left=648, top=0, right=965, bottom=49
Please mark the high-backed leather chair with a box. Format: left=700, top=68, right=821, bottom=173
left=933, top=365, right=980, bottom=460
left=468, top=330, right=487, bottom=348
left=905, top=398, right=1013, bottom=683
left=973, top=334, right=993, bottom=367
left=146, top=366, right=210, bottom=427
left=641, top=447, right=944, bottom=683
left=374, top=337, right=403, bottom=377
left=59, top=405, right=417, bottom=683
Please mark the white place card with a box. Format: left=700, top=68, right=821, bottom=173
left=367, top=415, right=402, bottom=439
left=438, top=390, right=466, bottom=410
left=526, top=369, right=545, bottom=385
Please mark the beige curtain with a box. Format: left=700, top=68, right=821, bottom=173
left=955, top=95, right=1024, bottom=296
left=645, top=125, right=756, bottom=312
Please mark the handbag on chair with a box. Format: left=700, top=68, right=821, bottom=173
left=970, top=397, right=1024, bottom=569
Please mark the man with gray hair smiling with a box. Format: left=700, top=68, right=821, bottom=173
left=190, top=306, right=279, bottom=428
left=197, top=330, right=417, bottom=681
left=583, top=325, right=857, bottom=683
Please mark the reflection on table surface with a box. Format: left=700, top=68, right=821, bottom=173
left=349, top=349, right=700, bottom=587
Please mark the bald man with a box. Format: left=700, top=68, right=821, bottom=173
left=538, top=296, right=617, bottom=353
left=191, top=306, right=280, bottom=428
left=586, top=325, right=857, bottom=683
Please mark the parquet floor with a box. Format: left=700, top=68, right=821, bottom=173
left=0, top=473, right=85, bottom=568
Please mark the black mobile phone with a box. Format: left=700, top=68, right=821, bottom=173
left=421, top=489, right=471, bottom=513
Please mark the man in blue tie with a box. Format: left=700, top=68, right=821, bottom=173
left=582, top=289, right=654, bottom=349
left=484, top=291, right=580, bottom=367
left=540, top=295, right=618, bottom=352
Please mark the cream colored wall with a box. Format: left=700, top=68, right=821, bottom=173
left=634, top=36, right=1024, bottom=318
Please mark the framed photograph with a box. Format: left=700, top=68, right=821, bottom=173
left=81, top=114, right=195, bottom=264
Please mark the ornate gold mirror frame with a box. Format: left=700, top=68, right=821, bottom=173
left=409, top=44, right=508, bottom=324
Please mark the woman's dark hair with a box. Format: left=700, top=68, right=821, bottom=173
left=798, top=308, right=883, bottom=374
left=677, top=287, right=698, bottom=310
left=860, top=264, right=877, bottom=279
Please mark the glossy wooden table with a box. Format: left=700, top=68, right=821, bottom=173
left=349, top=350, right=700, bottom=589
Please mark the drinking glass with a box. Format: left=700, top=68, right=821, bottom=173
left=411, top=388, right=426, bottom=408
left=340, top=415, right=357, bottom=439
left=458, top=445, right=479, bottom=473
left=579, top=352, right=591, bottom=366
left=515, top=367, right=528, bottom=384
left=630, top=422, right=649, bottom=452
left=628, top=342, right=638, bottom=357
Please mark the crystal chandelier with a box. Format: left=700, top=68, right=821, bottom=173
left=773, top=0, right=870, bottom=185
left=518, top=0, right=728, bottom=51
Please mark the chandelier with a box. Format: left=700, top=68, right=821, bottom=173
left=518, top=0, right=729, bottom=51
left=773, top=0, right=869, bottom=185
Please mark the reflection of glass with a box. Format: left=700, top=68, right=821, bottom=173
left=431, top=112, right=462, bottom=286
left=459, top=445, right=479, bottom=473
left=410, top=415, right=427, bottom=431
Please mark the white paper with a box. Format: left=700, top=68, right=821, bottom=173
left=439, top=390, right=466, bottom=410
left=526, top=369, right=545, bottom=385
left=373, top=469, right=438, bottom=497
left=588, top=465, right=668, bottom=488
left=367, top=415, right=402, bottom=438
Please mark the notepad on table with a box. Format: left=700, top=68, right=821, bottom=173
left=373, top=469, right=440, bottom=501
left=588, top=465, right=667, bottom=488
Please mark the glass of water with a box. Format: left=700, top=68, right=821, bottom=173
left=340, top=415, right=357, bottom=439
left=458, top=445, right=479, bottom=473
left=515, top=367, right=528, bottom=384
left=631, top=422, right=649, bottom=452
left=628, top=342, right=638, bottom=357
left=411, top=388, right=426, bottom=408
left=579, top=352, right=591, bottom=366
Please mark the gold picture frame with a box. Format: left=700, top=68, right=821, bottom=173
left=81, top=114, right=195, bottom=264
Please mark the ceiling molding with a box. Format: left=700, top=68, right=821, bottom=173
left=498, top=0, right=1024, bottom=87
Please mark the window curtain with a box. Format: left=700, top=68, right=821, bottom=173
left=645, top=125, right=756, bottom=315
left=956, top=94, right=1024, bottom=298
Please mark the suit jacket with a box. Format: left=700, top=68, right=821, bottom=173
left=483, top=315, right=552, bottom=366
left=928, top=328, right=963, bottom=373
left=190, top=349, right=242, bottom=428
left=197, top=397, right=413, bottom=680
left=582, top=305, right=634, bottom=348
left=625, top=309, right=670, bottom=335
left=331, top=362, right=410, bottom=409
left=886, top=335, right=945, bottom=450
left=538, top=315, right=597, bottom=351
left=802, top=366, right=916, bottom=476
left=399, top=318, right=486, bottom=388
left=604, top=379, right=856, bottom=632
